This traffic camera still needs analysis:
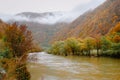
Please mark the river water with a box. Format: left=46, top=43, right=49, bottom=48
left=28, top=52, right=120, bottom=80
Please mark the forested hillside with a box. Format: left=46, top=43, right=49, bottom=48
left=52, top=0, right=120, bottom=42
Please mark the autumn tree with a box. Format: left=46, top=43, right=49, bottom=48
left=49, top=41, right=64, bottom=55
left=0, top=23, right=34, bottom=80
left=109, top=22, right=120, bottom=43
left=107, top=22, right=120, bottom=58
left=64, top=38, right=81, bottom=55
left=48, top=38, right=81, bottom=56
left=91, top=34, right=102, bottom=56
left=83, top=37, right=94, bottom=56
left=3, top=23, right=33, bottom=58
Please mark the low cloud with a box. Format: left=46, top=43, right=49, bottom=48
left=0, top=0, right=106, bottom=24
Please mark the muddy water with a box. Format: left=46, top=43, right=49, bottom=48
left=28, top=52, right=120, bottom=80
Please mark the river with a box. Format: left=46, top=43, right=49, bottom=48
left=28, top=52, right=120, bottom=80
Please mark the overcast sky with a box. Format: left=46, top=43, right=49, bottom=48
left=0, top=0, right=105, bottom=14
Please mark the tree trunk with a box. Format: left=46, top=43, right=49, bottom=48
left=97, top=48, right=99, bottom=57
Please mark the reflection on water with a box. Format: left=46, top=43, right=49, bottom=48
left=27, top=52, right=120, bottom=80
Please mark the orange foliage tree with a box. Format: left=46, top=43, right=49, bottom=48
left=0, top=23, right=33, bottom=80
left=109, top=22, right=120, bottom=43
left=3, top=23, right=33, bottom=58
left=91, top=34, right=102, bottom=56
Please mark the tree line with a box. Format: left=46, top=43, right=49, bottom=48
left=48, top=22, right=120, bottom=58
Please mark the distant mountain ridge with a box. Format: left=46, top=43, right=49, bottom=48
left=16, top=12, right=67, bottom=24
left=16, top=12, right=63, bottom=18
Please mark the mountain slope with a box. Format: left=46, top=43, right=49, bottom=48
left=52, top=0, right=120, bottom=42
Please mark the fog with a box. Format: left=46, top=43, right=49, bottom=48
left=0, top=0, right=105, bottom=24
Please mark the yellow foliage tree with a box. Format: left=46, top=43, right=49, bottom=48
left=109, top=22, right=120, bottom=43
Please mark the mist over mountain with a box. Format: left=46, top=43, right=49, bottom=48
left=0, top=0, right=105, bottom=24
left=0, top=0, right=106, bottom=47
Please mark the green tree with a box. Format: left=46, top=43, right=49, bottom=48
left=65, top=38, right=80, bottom=56
left=101, top=36, right=111, bottom=51
left=84, top=37, right=94, bottom=56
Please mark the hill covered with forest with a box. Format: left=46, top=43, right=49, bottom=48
left=52, top=0, right=120, bottom=42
